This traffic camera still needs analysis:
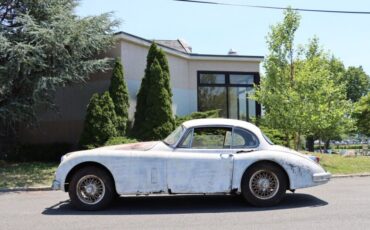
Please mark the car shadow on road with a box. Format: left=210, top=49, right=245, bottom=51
left=42, top=192, right=328, bottom=215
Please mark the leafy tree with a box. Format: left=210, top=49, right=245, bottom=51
left=344, top=66, right=370, bottom=102
left=134, top=59, right=175, bottom=140
left=133, top=43, right=174, bottom=140
left=296, top=39, right=353, bottom=149
left=254, top=8, right=301, bottom=147
left=109, top=58, right=129, bottom=136
left=353, top=92, right=370, bottom=136
left=0, top=0, right=118, bottom=134
left=328, top=56, right=346, bottom=82
left=254, top=9, right=353, bottom=150
left=79, top=92, right=118, bottom=149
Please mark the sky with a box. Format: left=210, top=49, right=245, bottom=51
left=76, top=0, right=370, bottom=73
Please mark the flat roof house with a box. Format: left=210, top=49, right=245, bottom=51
left=20, top=32, right=264, bottom=145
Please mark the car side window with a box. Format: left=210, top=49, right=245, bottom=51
left=178, top=129, right=193, bottom=148
left=232, top=128, right=259, bottom=148
left=191, top=127, right=232, bottom=149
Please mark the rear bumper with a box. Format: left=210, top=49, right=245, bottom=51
left=313, top=172, right=331, bottom=183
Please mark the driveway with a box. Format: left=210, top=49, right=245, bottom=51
left=1, top=177, right=370, bottom=230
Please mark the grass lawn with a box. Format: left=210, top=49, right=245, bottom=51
left=311, top=153, right=370, bottom=174
left=0, top=162, right=58, bottom=189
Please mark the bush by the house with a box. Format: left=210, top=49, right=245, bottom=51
left=175, top=110, right=220, bottom=126
left=79, top=92, right=118, bottom=149
left=109, top=58, right=129, bottom=136
left=105, top=136, right=137, bottom=146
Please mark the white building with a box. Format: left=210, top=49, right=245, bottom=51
left=20, top=31, right=264, bottom=145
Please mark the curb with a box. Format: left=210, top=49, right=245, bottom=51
left=332, top=173, right=370, bottom=178
left=0, top=186, right=51, bottom=192
left=1, top=174, right=370, bottom=192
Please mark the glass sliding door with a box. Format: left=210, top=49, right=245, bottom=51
left=197, top=72, right=260, bottom=120
left=228, top=87, right=255, bottom=120
left=198, top=86, right=227, bottom=117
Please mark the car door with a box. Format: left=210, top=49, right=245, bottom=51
left=167, top=126, right=234, bottom=194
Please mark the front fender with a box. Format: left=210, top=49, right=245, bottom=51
left=53, top=150, right=129, bottom=192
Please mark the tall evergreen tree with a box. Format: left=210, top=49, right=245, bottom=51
left=79, top=92, right=118, bottom=148
left=139, top=59, right=175, bottom=140
left=109, top=58, right=129, bottom=136
left=133, top=43, right=174, bottom=140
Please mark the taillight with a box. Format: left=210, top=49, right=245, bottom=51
left=308, top=155, right=320, bottom=164
left=315, top=156, right=320, bottom=164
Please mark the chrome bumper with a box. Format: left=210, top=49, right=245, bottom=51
left=51, top=180, right=61, bottom=190
left=313, top=172, right=331, bottom=183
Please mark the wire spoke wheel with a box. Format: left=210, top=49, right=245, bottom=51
left=249, top=170, right=279, bottom=200
left=76, top=175, right=106, bottom=205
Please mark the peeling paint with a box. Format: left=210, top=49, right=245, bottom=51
left=54, top=119, right=330, bottom=196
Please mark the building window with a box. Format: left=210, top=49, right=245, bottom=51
left=197, top=71, right=261, bottom=120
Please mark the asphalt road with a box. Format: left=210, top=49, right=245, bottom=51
left=1, top=177, right=370, bottom=230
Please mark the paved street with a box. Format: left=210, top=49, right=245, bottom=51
left=1, top=177, right=370, bottom=230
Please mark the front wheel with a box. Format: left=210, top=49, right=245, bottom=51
left=68, top=166, right=115, bottom=210
left=241, top=162, right=287, bottom=207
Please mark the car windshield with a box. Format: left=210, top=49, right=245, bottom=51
left=262, top=133, right=274, bottom=145
left=163, top=125, right=185, bottom=146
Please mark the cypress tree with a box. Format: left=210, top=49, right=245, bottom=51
left=155, top=47, right=172, bottom=98
left=133, top=43, right=174, bottom=139
left=79, top=92, right=118, bottom=148
left=109, top=58, right=129, bottom=136
left=139, top=59, right=175, bottom=140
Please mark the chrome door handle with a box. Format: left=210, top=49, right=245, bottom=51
left=220, top=153, right=233, bottom=158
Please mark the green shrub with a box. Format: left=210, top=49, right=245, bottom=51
left=5, top=143, right=73, bottom=162
left=333, top=145, right=364, bottom=150
left=259, top=126, right=287, bottom=146
left=315, top=144, right=365, bottom=150
left=79, top=92, right=118, bottom=149
left=175, top=110, right=220, bottom=126
left=248, top=117, right=291, bottom=147
left=105, top=136, right=137, bottom=146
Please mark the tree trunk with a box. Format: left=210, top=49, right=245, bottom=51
left=294, top=132, right=301, bottom=151
left=0, top=123, right=17, bottom=161
left=306, top=135, right=315, bottom=152
left=285, top=133, right=290, bottom=148
left=324, top=139, right=330, bottom=153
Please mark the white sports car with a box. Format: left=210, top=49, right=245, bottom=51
left=52, top=118, right=331, bottom=210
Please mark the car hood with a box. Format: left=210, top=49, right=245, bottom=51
left=63, top=141, right=161, bottom=159
left=98, top=141, right=160, bottom=151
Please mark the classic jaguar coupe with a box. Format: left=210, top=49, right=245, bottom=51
left=52, top=118, right=331, bottom=210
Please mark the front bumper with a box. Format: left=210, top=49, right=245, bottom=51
left=313, top=172, right=331, bottom=183
left=51, top=180, right=61, bottom=190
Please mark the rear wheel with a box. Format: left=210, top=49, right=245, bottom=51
left=241, top=162, right=287, bottom=207
left=68, top=166, right=115, bottom=210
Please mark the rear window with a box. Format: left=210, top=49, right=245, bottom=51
left=262, top=133, right=274, bottom=145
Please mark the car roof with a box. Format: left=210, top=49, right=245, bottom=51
left=182, top=118, right=261, bottom=133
